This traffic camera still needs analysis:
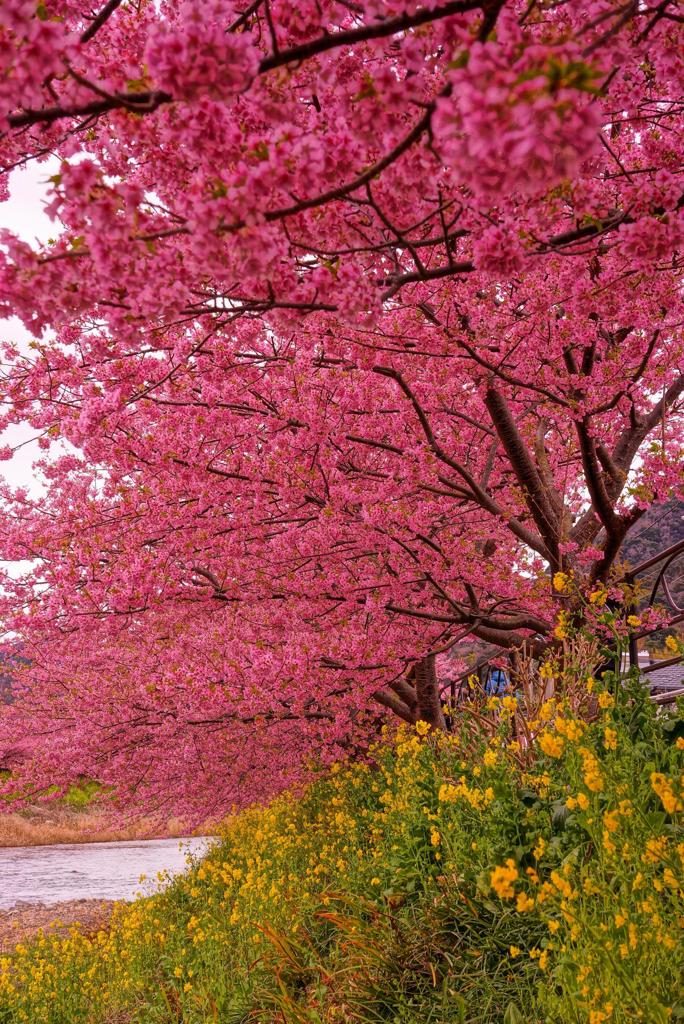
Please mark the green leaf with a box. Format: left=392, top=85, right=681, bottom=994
left=446, top=50, right=470, bottom=71
left=503, top=1001, right=525, bottom=1024
left=642, top=999, right=672, bottom=1024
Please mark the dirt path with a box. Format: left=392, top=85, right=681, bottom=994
left=0, top=899, right=114, bottom=953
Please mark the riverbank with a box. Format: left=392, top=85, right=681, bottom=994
left=0, top=806, right=191, bottom=848
left=0, top=900, right=113, bottom=954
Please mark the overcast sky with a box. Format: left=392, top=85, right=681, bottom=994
left=1, top=160, right=58, bottom=495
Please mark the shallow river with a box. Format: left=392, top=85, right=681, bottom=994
left=0, top=837, right=211, bottom=909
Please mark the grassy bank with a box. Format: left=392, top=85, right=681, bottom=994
left=0, top=671, right=682, bottom=1024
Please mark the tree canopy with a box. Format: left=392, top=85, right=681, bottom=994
left=0, top=0, right=683, bottom=817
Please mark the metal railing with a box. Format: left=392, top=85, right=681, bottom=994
left=438, top=538, right=684, bottom=711
left=623, top=537, right=684, bottom=705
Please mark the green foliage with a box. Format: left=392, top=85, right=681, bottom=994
left=62, top=779, right=104, bottom=808
left=0, top=678, right=682, bottom=1024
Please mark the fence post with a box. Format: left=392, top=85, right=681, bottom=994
left=625, top=573, right=639, bottom=672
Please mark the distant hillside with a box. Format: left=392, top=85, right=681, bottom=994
left=622, top=499, right=684, bottom=610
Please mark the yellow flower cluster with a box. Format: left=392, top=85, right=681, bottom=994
left=438, top=778, right=494, bottom=810
left=538, top=731, right=565, bottom=758
left=554, top=611, right=570, bottom=640
left=603, top=727, right=618, bottom=751
left=578, top=746, right=604, bottom=793
left=490, top=859, right=518, bottom=899
left=553, top=571, right=571, bottom=592
left=554, top=715, right=584, bottom=742
left=0, top=668, right=681, bottom=1024
left=650, top=772, right=682, bottom=814
left=566, top=791, right=590, bottom=811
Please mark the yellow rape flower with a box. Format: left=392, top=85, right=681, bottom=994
left=578, top=747, right=604, bottom=792
left=539, top=732, right=564, bottom=758
left=491, top=859, right=518, bottom=899
left=555, top=716, right=584, bottom=741
left=516, top=892, right=535, bottom=912
left=663, top=868, right=680, bottom=890
left=554, top=612, right=569, bottom=640
left=603, top=810, right=620, bottom=833
left=553, top=572, right=570, bottom=592
left=604, top=727, right=618, bottom=751
left=650, top=772, right=682, bottom=814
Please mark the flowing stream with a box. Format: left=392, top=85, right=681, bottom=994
left=0, top=837, right=211, bottom=909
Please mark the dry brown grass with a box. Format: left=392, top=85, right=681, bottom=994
left=0, top=807, right=192, bottom=848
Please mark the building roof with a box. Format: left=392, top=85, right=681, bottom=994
left=643, top=664, right=684, bottom=692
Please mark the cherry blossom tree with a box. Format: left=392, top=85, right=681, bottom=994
left=0, top=0, right=683, bottom=816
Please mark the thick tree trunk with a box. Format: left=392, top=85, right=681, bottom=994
left=414, top=654, right=447, bottom=731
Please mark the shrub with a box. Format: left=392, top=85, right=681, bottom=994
left=0, top=671, right=681, bottom=1023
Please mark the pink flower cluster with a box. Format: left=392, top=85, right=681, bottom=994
left=312, top=262, right=381, bottom=327
left=617, top=214, right=684, bottom=265
left=144, top=0, right=259, bottom=103
left=0, top=0, right=77, bottom=125
left=472, top=223, right=525, bottom=279
left=0, top=0, right=683, bottom=819
left=433, top=41, right=603, bottom=198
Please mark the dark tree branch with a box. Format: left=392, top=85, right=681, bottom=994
left=484, top=386, right=560, bottom=563
left=80, top=0, right=124, bottom=43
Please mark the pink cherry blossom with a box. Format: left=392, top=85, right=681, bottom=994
left=0, top=0, right=681, bottom=820
left=472, top=223, right=525, bottom=278
left=144, top=1, right=259, bottom=102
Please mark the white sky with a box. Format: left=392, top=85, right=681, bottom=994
left=0, top=160, right=58, bottom=494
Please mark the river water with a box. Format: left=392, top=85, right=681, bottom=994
left=0, top=837, right=211, bottom=909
